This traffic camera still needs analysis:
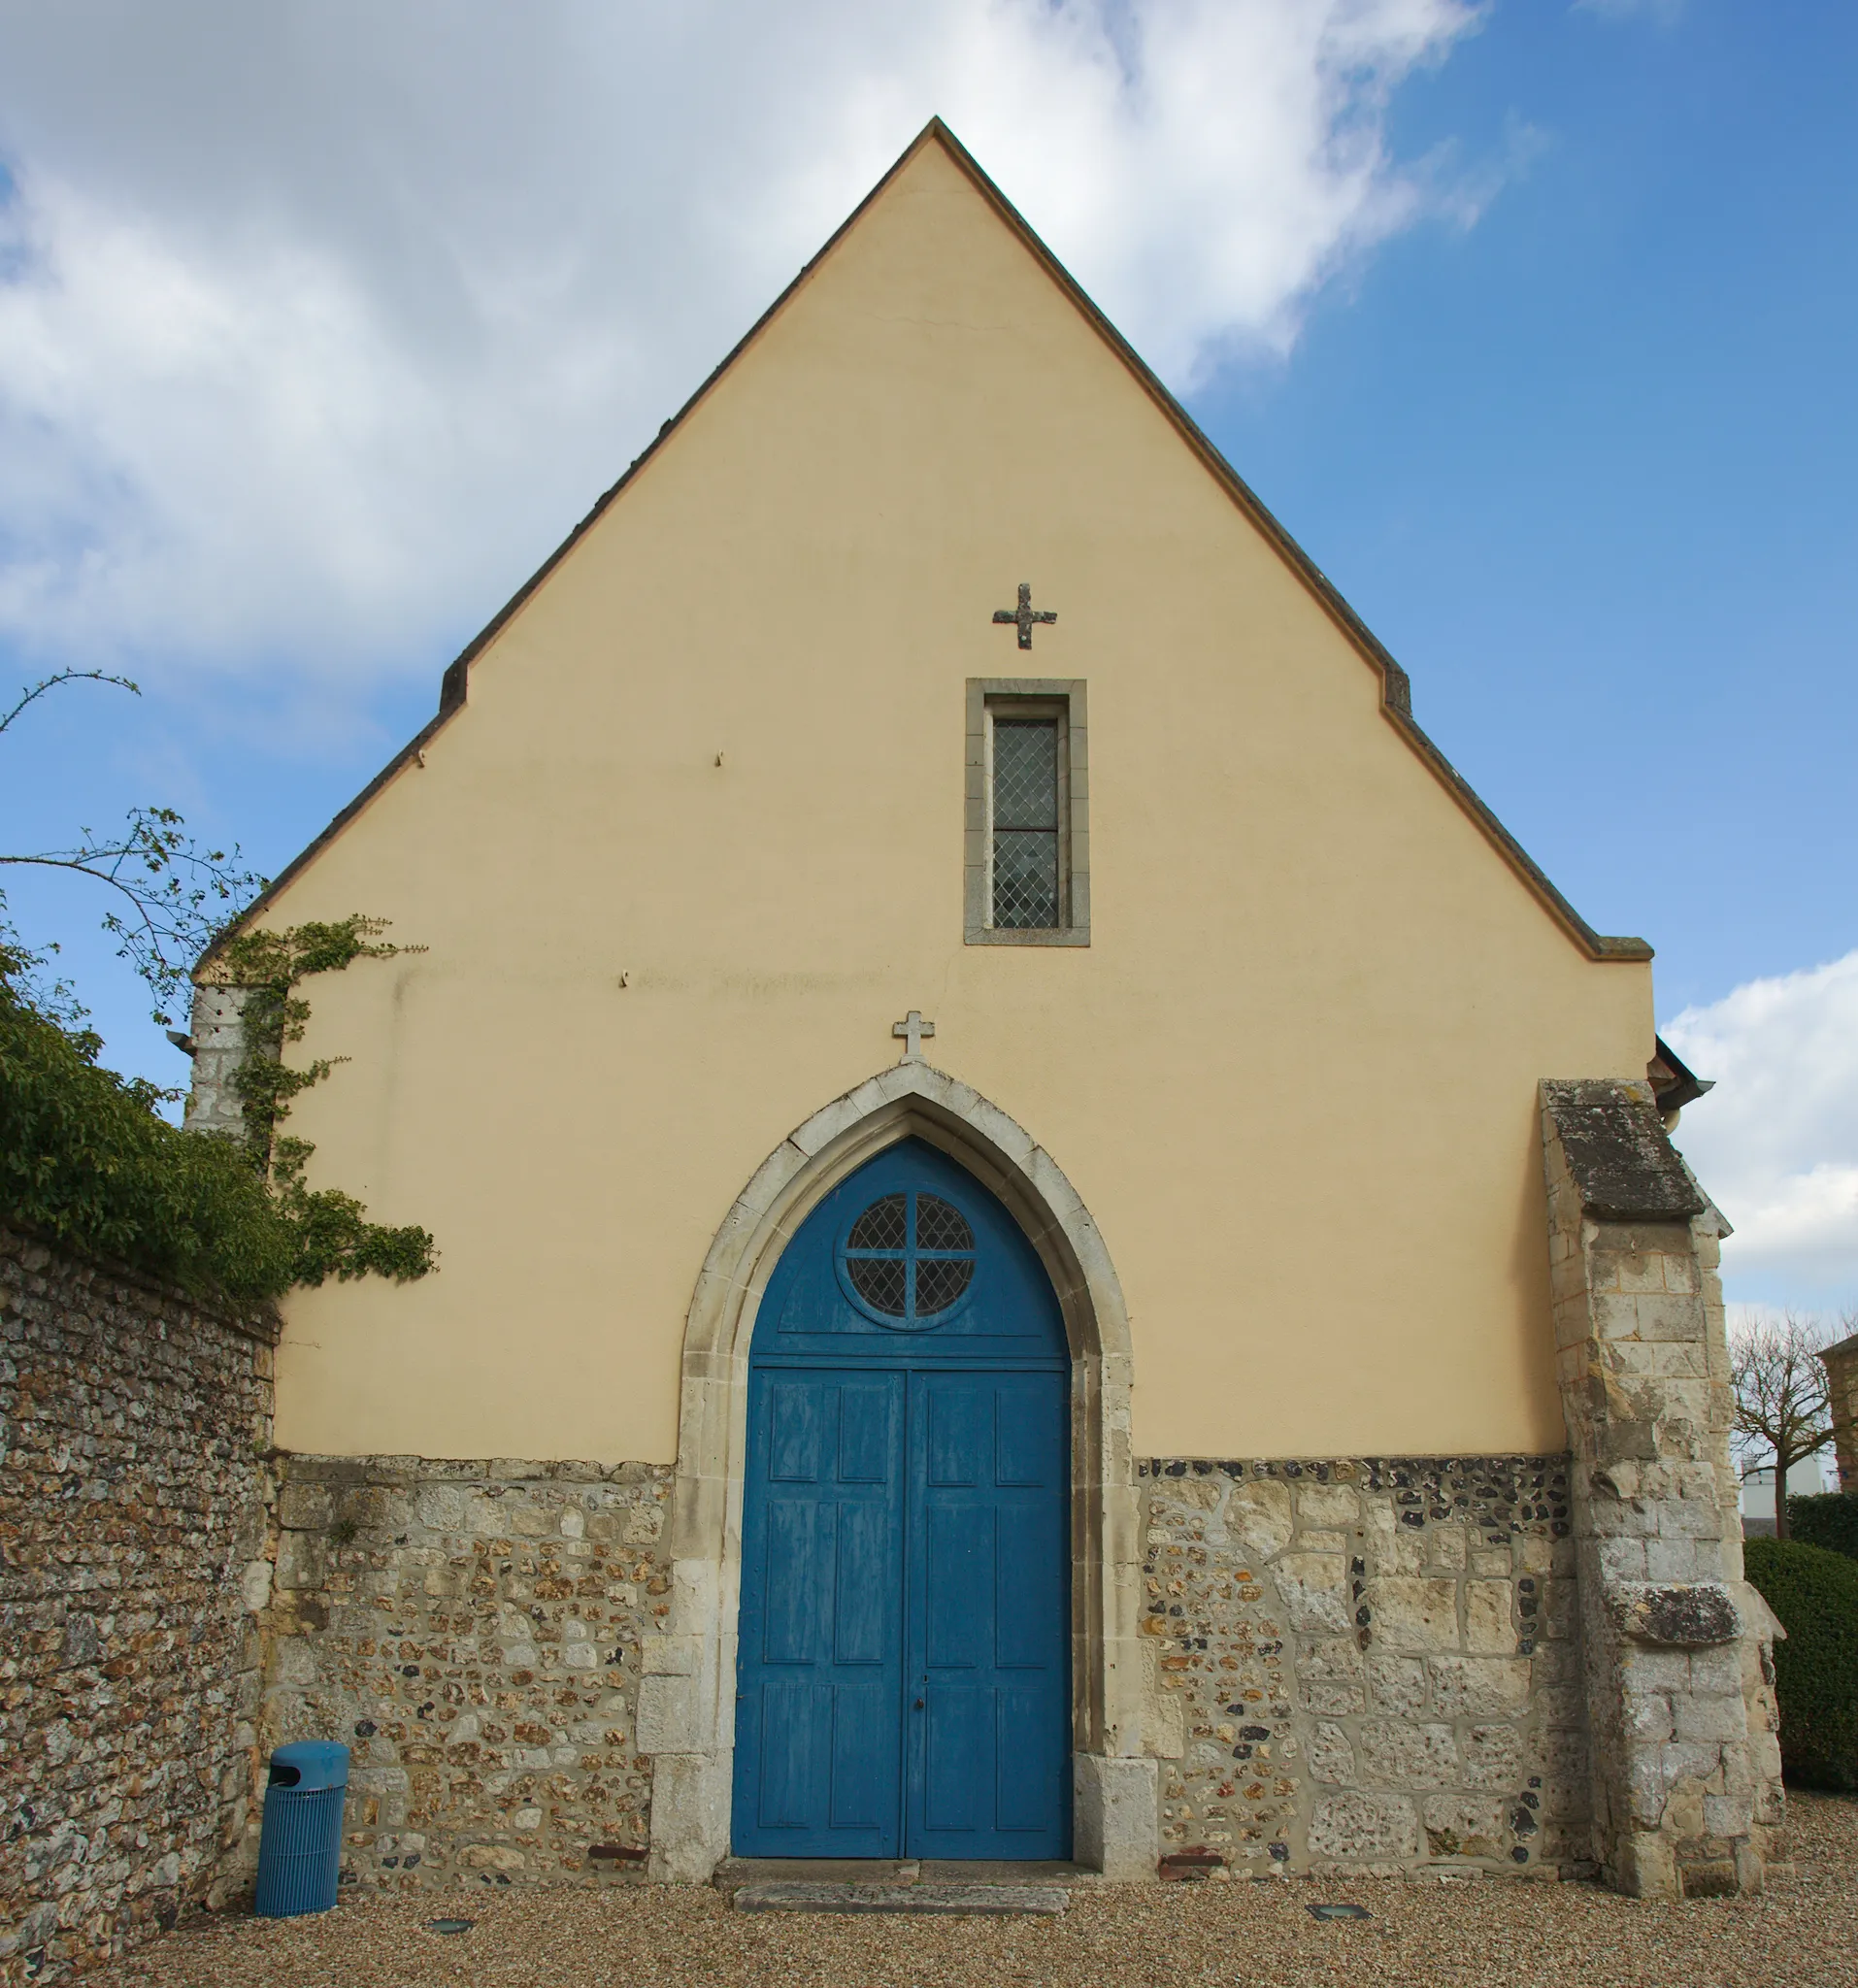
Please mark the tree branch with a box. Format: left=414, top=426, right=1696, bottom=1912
left=0, top=669, right=139, bottom=737
left=2, top=668, right=265, bottom=1028
left=1, top=819, right=266, bottom=1028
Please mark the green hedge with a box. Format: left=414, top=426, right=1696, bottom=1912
left=1743, top=1536, right=1858, bottom=1790
left=1, top=962, right=295, bottom=1297
left=1786, top=1491, right=1858, bottom=1562
left=1, top=947, right=433, bottom=1300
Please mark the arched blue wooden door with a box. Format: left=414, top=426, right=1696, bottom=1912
left=731, top=1139, right=1071, bottom=1860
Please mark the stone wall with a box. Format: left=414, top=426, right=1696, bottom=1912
left=250, top=1455, right=675, bottom=1891
left=0, top=1226, right=277, bottom=1985
left=1142, top=1455, right=1585, bottom=1877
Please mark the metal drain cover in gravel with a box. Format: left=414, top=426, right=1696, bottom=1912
left=1309, top=1903, right=1372, bottom=1921
left=733, top=1882, right=1069, bottom=1916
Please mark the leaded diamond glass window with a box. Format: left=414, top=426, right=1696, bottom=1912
left=842, top=1189, right=976, bottom=1325
left=913, top=1256, right=974, bottom=1314
left=914, top=1195, right=971, bottom=1251
left=846, top=1256, right=909, bottom=1315
left=991, top=717, right=1061, bottom=929
left=847, top=1195, right=907, bottom=1251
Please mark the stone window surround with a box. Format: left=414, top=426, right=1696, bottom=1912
left=646, top=1058, right=1153, bottom=1879
left=965, top=679, right=1090, bottom=946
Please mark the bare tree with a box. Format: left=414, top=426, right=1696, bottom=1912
left=1729, top=1309, right=1836, bottom=1540
left=1, top=671, right=264, bottom=1027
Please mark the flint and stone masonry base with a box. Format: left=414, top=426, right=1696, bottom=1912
left=1140, top=1455, right=1585, bottom=1877
left=0, top=1226, right=276, bottom=1987
left=254, top=1456, right=675, bottom=1892
left=248, top=1450, right=1584, bottom=1888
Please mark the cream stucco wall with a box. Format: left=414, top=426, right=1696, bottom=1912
left=251, top=134, right=1653, bottom=1466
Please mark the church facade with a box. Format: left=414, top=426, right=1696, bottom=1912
left=191, top=123, right=1783, bottom=1898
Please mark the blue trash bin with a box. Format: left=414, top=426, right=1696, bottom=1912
left=254, top=1740, right=349, bottom=1917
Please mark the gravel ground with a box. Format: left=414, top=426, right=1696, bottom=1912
left=96, top=1793, right=1858, bottom=1988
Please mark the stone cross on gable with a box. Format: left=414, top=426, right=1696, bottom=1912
left=993, top=581, right=1056, bottom=650
left=892, top=1011, right=935, bottom=1063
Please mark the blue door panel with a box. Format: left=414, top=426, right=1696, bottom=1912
left=923, top=1686, right=989, bottom=1834
left=829, top=1684, right=891, bottom=1828
left=997, top=1380, right=1063, bottom=1486
left=927, top=1383, right=987, bottom=1484
left=995, top=1507, right=1048, bottom=1669
left=768, top=1378, right=827, bottom=1479
left=837, top=1382, right=892, bottom=1480
left=734, top=1371, right=906, bottom=1855
left=996, top=1684, right=1067, bottom=1834
left=834, top=1505, right=889, bottom=1666
left=925, top=1505, right=988, bottom=1671
left=760, top=1499, right=822, bottom=1665
left=733, top=1141, right=1070, bottom=1861
left=908, top=1371, right=1071, bottom=1860
left=757, top=1680, right=822, bottom=1829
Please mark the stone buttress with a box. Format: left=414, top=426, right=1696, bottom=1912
left=1820, top=1330, right=1858, bottom=1491
left=1540, top=1078, right=1784, bottom=1898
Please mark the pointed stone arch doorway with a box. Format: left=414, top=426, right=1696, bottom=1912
left=640, top=1060, right=1156, bottom=1880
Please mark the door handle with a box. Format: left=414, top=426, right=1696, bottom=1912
left=914, top=1699, right=925, bottom=1709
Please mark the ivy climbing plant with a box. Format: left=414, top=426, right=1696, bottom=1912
left=0, top=914, right=436, bottom=1298
left=213, top=915, right=438, bottom=1288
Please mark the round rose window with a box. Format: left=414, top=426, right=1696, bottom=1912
left=843, top=1190, right=976, bottom=1326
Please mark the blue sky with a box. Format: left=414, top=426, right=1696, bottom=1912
left=1, top=0, right=1853, bottom=1309
left=1207, top=0, right=1858, bottom=1015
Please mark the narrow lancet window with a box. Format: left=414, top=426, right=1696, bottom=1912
left=964, top=679, right=1087, bottom=946
left=991, top=716, right=1062, bottom=929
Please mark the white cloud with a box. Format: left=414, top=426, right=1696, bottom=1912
left=0, top=0, right=1482, bottom=694
left=1664, top=952, right=1858, bottom=1304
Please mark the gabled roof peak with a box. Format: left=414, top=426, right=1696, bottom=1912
left=208, top=116, right=1651, bottom=969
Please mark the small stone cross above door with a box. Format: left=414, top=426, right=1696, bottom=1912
left=892, top=1011, right=936, bottom=1063
left=993, top=582, right=1056, bottom=650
